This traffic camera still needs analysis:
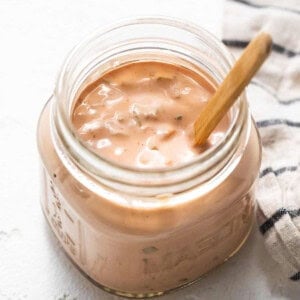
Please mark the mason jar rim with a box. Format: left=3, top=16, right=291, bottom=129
left=51, top=16, right=250, bottom=197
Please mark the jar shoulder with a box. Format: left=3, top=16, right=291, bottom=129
left=37, top=101, right=261, bottom=236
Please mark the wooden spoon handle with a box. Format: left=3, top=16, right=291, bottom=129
left=194, top=32, right=272, bottom=145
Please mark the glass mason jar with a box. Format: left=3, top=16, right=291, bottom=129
left=37, top=17, right=261, bottom=298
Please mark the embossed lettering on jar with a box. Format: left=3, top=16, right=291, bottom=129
left=37, top=18, right=261, bottom=298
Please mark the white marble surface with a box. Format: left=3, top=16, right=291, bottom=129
left=0, top=0, right=299, bottom=299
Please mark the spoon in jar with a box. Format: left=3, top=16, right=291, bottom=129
left=194, top=32, right=272, bottom=145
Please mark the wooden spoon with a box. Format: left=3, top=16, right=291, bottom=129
left=194, top=32, right=272, bottom=145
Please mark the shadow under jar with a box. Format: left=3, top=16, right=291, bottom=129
left=37, top=18, right=261, bottom=298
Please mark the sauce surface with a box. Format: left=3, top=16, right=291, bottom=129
left=72, top=62, right=229, bottom=168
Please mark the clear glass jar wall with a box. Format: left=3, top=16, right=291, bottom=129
left=37, top=18, right=261, bottom=298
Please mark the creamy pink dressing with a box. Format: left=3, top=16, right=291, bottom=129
left=72, top=62, right=230, bottom=168
left=39, top=62, right=261, bottom=296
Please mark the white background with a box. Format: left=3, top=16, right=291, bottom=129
left=0, top=0, right=299, bottom=299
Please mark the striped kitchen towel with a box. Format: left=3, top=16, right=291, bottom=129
left=223, top=0, right=300, bottom=281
